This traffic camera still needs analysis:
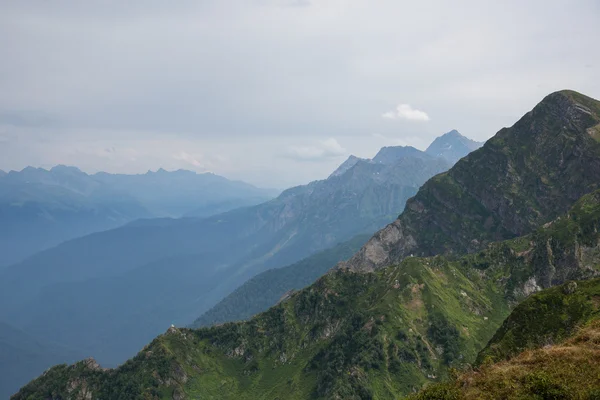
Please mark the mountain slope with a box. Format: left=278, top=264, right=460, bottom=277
left=343, top=90, right=600, bottom=272
left=411, top=278, right=600, bottom=400
left=13, top=187, right=600, bottom=399
left=425, top=129, right=483, bottom=163
left=0, top=138, right=461, bottom=369
left=191, top=234, right=370, bottom=328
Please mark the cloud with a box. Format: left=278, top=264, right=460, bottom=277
left=286, top=138, right=346, bottom=161
left=382, top=104, right=430, bottom=121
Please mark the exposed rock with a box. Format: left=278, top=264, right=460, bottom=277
left=173, top=387, right=186, bottom=400
left=81, top=357, right=102, bottom=371
left=276, top=289, right=296, bottom=305
left=563, top=281, right=578, bottom=294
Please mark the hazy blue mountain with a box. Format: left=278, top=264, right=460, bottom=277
left=0, top=321, right=82, bottom=400
left=183, top=196, right=272, bottom=218
left=92, top=168, right=277, bottom=217
left=425, top=129, right=484, bottom=163
left=0, top=169, right=7, bottom=177
left=372, top=145, right=433, bottom=164
left=0, top=166, right=274, bottom=265
left=0, top=167, right=152, bottom=266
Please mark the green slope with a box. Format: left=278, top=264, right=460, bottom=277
left=411, top=278, right=600, bottom=400
left=13, top=188, right=600, bottom=399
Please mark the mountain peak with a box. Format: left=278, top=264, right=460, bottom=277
left=50, top=165, right=85, bottom=175
left=372, top=145, right=428, bottom=165
left=425, top=130, right=483, bottom=163
left=328, top=155, right=363, bottom=178
left=535, top=90, right=600, bottom=125
left=442, top=129, right=461, bottom=137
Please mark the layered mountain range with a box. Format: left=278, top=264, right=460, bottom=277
left=0, top=167, right=275, bottom=266
left=11, top=90, right=600, bottom=399
left=0, top=130, right=479, bottom=398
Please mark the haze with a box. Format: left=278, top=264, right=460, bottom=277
left=1, top=0, right=598, bottom=188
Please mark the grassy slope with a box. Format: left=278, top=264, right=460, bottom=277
left=411, top=279, right=600, bottom=400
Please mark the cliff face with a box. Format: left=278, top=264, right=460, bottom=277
left=341, top=90, right=600, bottom=272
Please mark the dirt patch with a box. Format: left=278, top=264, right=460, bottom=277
left=406, top=283, right=425, bottom=314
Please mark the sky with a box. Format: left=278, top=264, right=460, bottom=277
left=0, top=0, right=599, bottom=188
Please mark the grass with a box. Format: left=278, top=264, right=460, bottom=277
left=412, top=320, right=600, bottom=400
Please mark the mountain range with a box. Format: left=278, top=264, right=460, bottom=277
left=10, top=90, right=600, bottom=399
left=0, top=130, right=480, bottom=398
left=0, top=166, right=275, bottom=266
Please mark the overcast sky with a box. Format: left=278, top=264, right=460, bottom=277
left=0, top=0, right=598, bottom=188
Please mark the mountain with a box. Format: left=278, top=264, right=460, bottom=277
left=0, top=166, right=152, bottom=266
left=92, top=168, right=276, bottom=217
left=412, top=278, right=600, bottom=400
left=372, top=145, right=433, bottom=164
left=342, top=90, right=600, bottom=272
left=12, top=186, right=600, bottom=399
left=191, top=234, right=370, bottom=328
left=0, top=135, right=467, bottom=371
left=328, top=155, right=362, bottom=178
left=0, top=166, right=273, bottom=266
left=425, top=129, right=483, bottom=163
left=0, top=322, right=82, bottom=400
